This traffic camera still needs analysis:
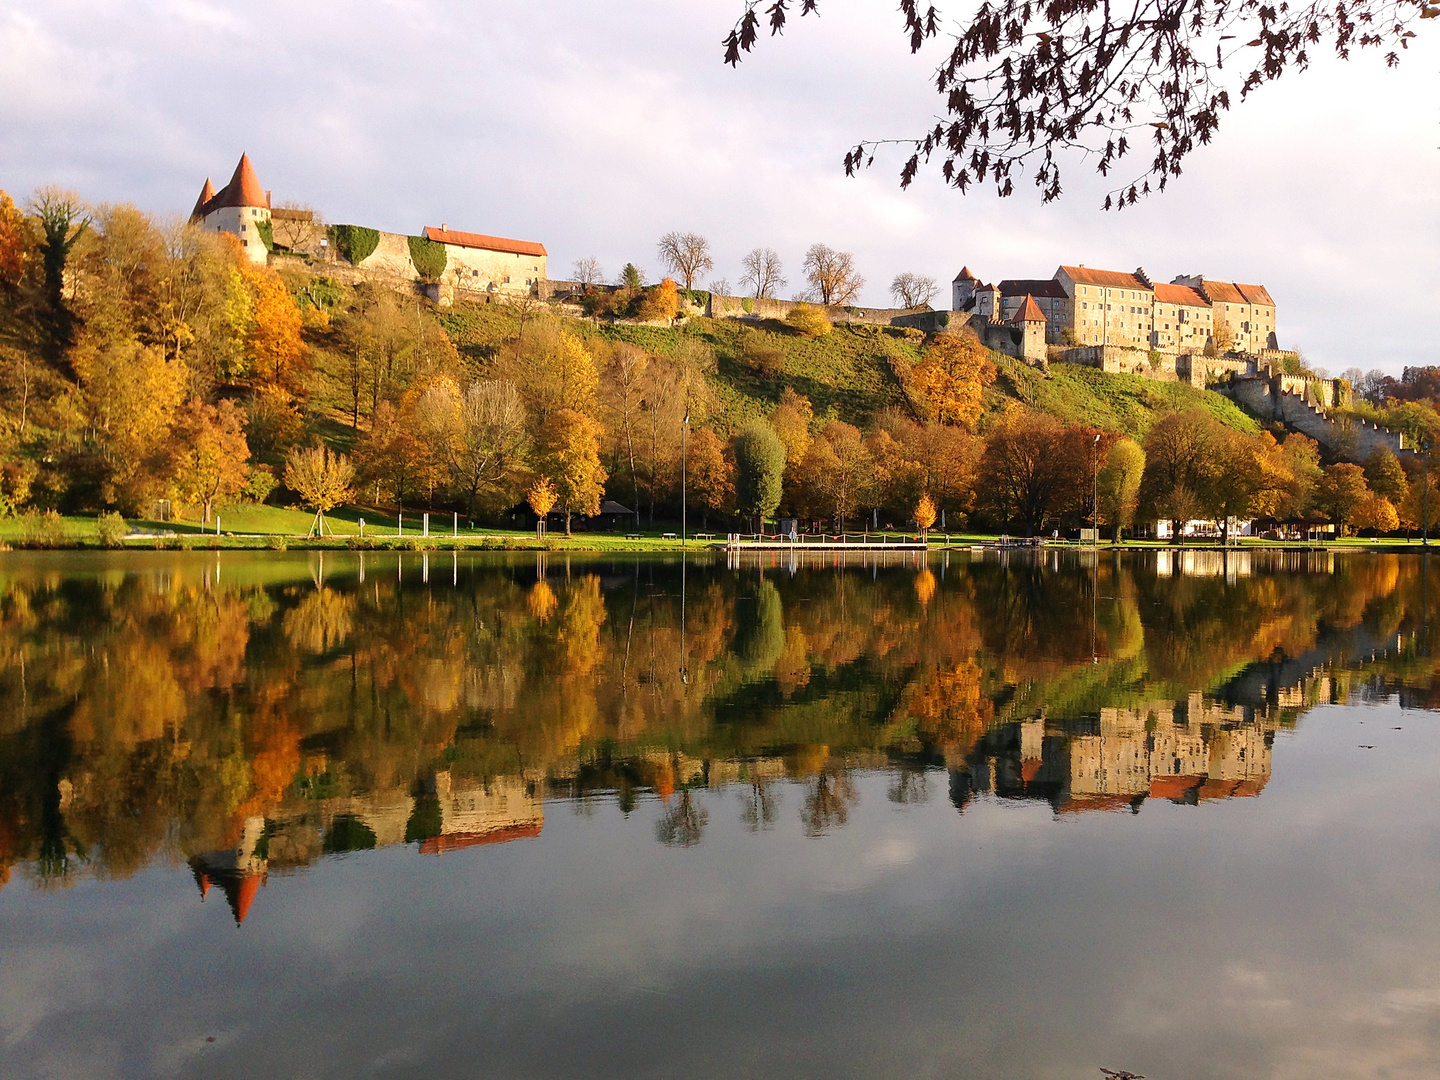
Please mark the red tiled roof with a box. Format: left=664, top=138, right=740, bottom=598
left=202, top=153, right=268, bottom=213
left=422, top=226, right=546, bottom=258
left=418, top=822, right=542, bottom=854
left=998, top=278, right=1068, bottom=299
left=1236, top=283, right=1275, bottom=306
left=1200, top=280, right=1246, bottom=304
left=953, top=265, right=977, bottom=281
left=1011, top=295, right=1046, bottom=324
left=1058, top=265, right=1151, bottom=291
left=1152, top=282, right=1210, bottom=307
left=190, top=178, right=215, bottom=221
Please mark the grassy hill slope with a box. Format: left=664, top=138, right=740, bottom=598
left=437, top=303, right=1257, bottom=438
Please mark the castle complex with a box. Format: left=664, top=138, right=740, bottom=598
left=191, top=154, right=546, bottom=292
left=953, top=264, right=1279, bottom=357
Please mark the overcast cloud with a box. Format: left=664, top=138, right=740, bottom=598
left=1, top=0, right=1435, bottom=372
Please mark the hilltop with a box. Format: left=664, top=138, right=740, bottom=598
left=436, top=302, right=1259, bottom=438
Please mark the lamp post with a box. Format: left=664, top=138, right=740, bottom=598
left=1425, top=440, right=1432, bottom=549
left=682, top=412, right=690, bottom=549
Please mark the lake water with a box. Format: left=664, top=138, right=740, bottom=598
left=2, top=549, right=1439, bottom=1079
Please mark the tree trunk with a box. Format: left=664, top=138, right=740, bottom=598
left=565, top=507, right=573, bottom=536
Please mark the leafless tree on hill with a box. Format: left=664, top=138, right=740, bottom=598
left=270, top=201, right=322, bottom=252
left=721, top=0, right=1430, bottom=209
left=656, top=232, right=714, bottom=290
left=740, top=248, right=786, bottom=299
left=890, top=272, right=938, bottom=309
left=571, top=256, right=604, bottom=285
left=802, top=244, right=864, bottom=306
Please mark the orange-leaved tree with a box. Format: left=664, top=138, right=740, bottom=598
left=915, top=491, right=937, bottom=540
left=528, top=476, right=558, bottom=534
left=171, top=397, right=251, bottom=524
left=236, top=254, right=306, bottom=391
left=911, top=332, right=995, bottom=428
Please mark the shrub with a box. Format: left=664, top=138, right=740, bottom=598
left=742, top=297, right=754, bottom=314
left=256, top=218, right=274, bottom=253
left=408, top=235, right=448, bottom=280
left=637, top=278, right=679, bottom=322
left=740, top=330, right=786, bottom=377
left=266, top=535, right=288, bottom=551
left=331, top=224, right=380, bottom=265
left=95, top=511, right=126, bottom=548
left=20, top=510, right=67, bottom=548
left=787, top=303, right=832, bottom=339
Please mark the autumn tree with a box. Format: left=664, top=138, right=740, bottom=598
left=1316, top=463, right=1372, bottom=536
left=656, top=232, right=714, bottom=290
left=498, top=323, right=598, bottom=421
left=722, top=1, right=1428, bottom=208
left=802, top=420, right=874, bottom=531
left=1140, top=410, right=1224, bottom=539
left=415, top=379, right=529, bottom=516
left=170, top=397, right=251, bottom=524
left=770, top=387, right=814, bottom=509
left=910, top=332, right=995, bottom=428
left=915, top=491, right=937, bottom=539
left=1399, top=474, right=1440, bottom=536
left=29, top=187, right=89, bottom=362
left=1364, top=448, right=1408, bottom=502
left=1096, top=437, right=1145, bottom=541
left=786, top=302, right=831, bottom=338
left=284, top=446, right=355, bottom=536
left=528, top=477, right=557, bottom=534
left=1354, top=494, right=1400, bottom=534
left=890, top=272, right=938, bottom=308
left=686, top=426, right=733, bottom=528
left=740, top=248, right=786, bottom=299
left=539, top=408, right=607, bottom=535
left=637, top=277, right=679, bottom=322
left=978, top=408, right=1083, bottom=535
left=352, top=401, right=428, bottom=506
left=802, top=244, right=864, bottom=306
left=735, top=420, right=786, bottom=531
left=238, top=258, right=307, bottom=391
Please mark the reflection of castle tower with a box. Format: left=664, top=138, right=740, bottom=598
left=413, top=772, right=543, bottom=855
left=190, top=815, right=268, bottom=926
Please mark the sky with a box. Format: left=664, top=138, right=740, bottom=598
left=1, top=0, right=1436, bottom=374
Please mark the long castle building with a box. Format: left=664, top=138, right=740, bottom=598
left=953, top=263, right=1279, bottom=356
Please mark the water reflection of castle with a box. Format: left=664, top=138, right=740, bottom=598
left=951, top=694, right=1290, bottom=814
left=189, top=773, right=544, bottom=924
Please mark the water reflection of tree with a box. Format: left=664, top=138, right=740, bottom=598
left=655, top=790, right=708, bottom=847
left=887, top=767, right=929, bottom=805
left=802, top=772, right=857, bottom=837
left=739, top=778, right=781, bottom=831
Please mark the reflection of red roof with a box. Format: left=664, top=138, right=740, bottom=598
left=1012, top=295, right=1046, bottom=324
left=1230, top=777, right=1269, bottom=797
left=1021, top=758, right=1042, bottom=783
left=1197, top=779, right=1241, bottom=800
left=197, top=873, right=211, bottom=899
left=1150, top=775, right=1204, bottom=800
left=1057, top=793, right=1140, bottom=814
left=1059, top=265, right=1151, bottom=291
left=418, top=823, right=542, bottom=854
left=201, top=154, right=268, bottom=214
left=1153, top=282, right=1210, bottom=307
left=422, top=226, right=546, bottom=258
left=232, top=872, right=262, bottom=925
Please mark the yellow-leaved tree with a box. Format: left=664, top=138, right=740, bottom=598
left=283, top=446, right=354, bottom=537
left=910, top=332, right=995, bottom=428
left=539, top=409, right=607, bottom=535
left=915, top=491, right=937, bottom=540
left=528, top=476, right=558, bottom=535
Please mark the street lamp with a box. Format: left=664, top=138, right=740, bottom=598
left=682, top=412, right=690, bottom=549
left=1424, top=439, right=1433, bottom=548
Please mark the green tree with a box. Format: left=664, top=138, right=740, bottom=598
left=1096, top=438, right=1145, bottom=541
left=1363, top=448, right=1408, bottom=503
left=734, top=420, right=785, bottom=532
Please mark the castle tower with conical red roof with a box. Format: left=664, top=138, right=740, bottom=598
left=192, top=153, right=272, bottom=265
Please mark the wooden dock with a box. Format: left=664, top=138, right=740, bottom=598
left=720, top=537, right=929, bottom=551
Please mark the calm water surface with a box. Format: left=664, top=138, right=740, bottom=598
left=2, top=549, right=1439, bottom=1079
